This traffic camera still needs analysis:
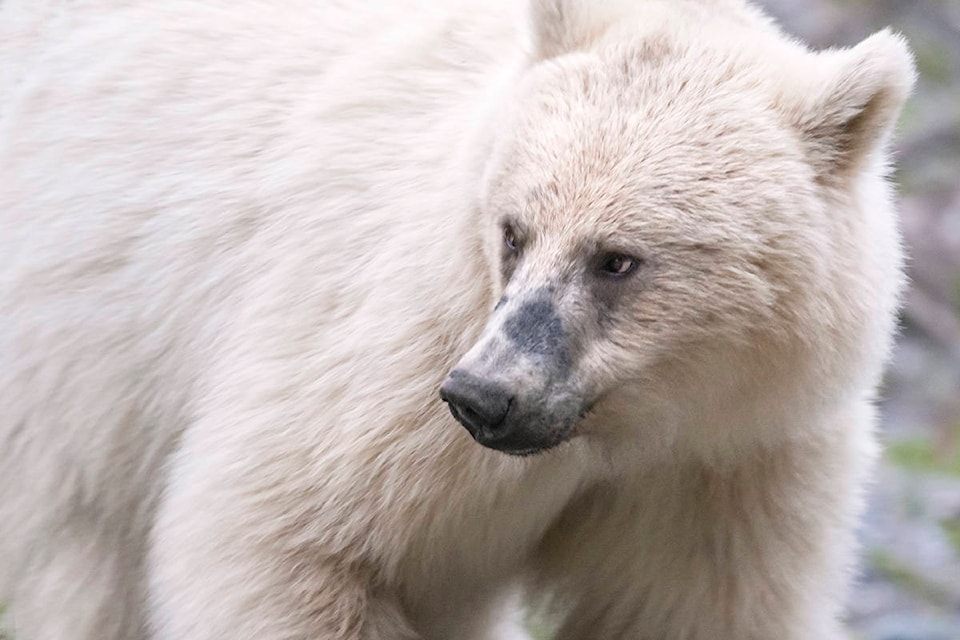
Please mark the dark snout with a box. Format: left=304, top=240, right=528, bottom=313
left=439, top=367, right=581, bottom=456
left=440, top=370, right=525, bottom=453
left=439, top=290, right=586, bottom=455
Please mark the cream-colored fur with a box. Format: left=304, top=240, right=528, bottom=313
left=0, top=1, right=914, bottom=639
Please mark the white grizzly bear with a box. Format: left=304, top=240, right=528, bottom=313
left=0, top=0, right=914, bottom=638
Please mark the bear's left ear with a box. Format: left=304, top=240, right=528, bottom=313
left=786, top=30, right=916, bottom=179
left=529, top=0, right=633, bottom=60
left=782, top=29, right=916, bottom=182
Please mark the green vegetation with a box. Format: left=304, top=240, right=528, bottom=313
left=526, top=607, right=559, bottom=640
left=886, top=436, right=960, bottom=477
left=952, top=271, right=960, bottom=314
left=913, top=38, right=956, bottom=86
left=942, top=519, right=960, bottom=556
left=527, top=619, right=554, bottom=640
left=868, top=550, right=954, bottom=607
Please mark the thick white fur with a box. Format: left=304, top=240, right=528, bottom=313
left=0, top=1, right=914, bottom=639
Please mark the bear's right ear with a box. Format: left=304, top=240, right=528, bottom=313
left=781, top=30, right=916, bottom=182
left=529, top=0, right=633, bottom=60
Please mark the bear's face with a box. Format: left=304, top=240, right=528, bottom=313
left=441, top=28, right=913, bottom=458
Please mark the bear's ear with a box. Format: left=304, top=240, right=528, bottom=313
left=529, top=0, right=633, bottom=60
left=783, top=30, right=916, bottom=181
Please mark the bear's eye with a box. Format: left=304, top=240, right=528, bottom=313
left=503, top=225, right=520, bottom=253
left=598, top=253, right=640, bottom=278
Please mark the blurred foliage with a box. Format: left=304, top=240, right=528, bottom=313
left=887, top=433, right=960, bottom=477
left=526, top=613, right=556, bottom=640
left=868, top=549, right=955, bottom=607
left=942, top=519, right=960, bottom=555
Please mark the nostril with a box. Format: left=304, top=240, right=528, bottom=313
left=439, top=371, right=513, bottom=434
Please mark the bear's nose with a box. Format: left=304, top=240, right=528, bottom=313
left=439, top=370, right=513, bottom=440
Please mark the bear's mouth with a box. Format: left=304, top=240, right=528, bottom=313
left=448, top=403, right=589, bottom=458
left=497, top=401, right=594, bottom=457
left=457, top=416, right=572, bottom=456
left=478, top=439, right=565, bottom=457
left=477, top=428, right=573, bottom=457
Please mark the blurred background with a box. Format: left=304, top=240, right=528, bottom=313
left=759, top=1, right=960, bottom=638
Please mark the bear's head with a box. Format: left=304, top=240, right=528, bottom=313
left=441, top=0, right=915, bottom=461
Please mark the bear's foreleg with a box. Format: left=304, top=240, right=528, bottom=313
left=148, top=434, right=422, bottom=640
left=531, top=428, right=869, bottom=640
